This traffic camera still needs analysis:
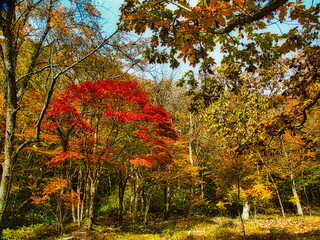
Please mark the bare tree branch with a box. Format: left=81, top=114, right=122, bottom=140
left=106, top=43, right=146, bottom=72
left=11, top=28, right=120, bottom=157
left=34, top=28, right=120, bottom=142
left=16, top=64, right=59, bottom=83
left=17, top=0, right=53, bottom=100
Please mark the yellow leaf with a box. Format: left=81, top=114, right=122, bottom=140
left=256, top=21, right=266, bottom=29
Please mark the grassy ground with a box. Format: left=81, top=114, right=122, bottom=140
left=57, top=215, right=320, bottom=240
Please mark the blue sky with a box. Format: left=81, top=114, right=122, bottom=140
left=96, top=0, right=123, bottom=33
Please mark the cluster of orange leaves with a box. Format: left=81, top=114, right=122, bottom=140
left=32, top=178, right=80, bottom=207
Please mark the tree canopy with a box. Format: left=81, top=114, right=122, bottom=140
left=0, top=0, right=319, bottom=239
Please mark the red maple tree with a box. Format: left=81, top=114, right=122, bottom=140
left=43, top=78, right=178, bottom=167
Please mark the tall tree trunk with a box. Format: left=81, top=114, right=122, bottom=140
left=237, top=178, right=246, bottom=240
left=268, top=172, right=286, bottom=217
left=130, top=173, right=144, bottom=223
left=118, top=175, right=128, bottom=222
left=303, top=186, right=312, bottom=215
left=282, top=139, right=303, bottom=216
left=76, top=167, right=83, bottom=226
left=0, top=1, right=18, bottom=227
left=84, top=171, right=90, bottom=219
left=87, top=179, right=96, bottom=230
left=259, top=154, right=285, bottom=217
left=55, top=198, right=64, bottom=234
left=71, top=189, right=76, bottom=223
left=131, top=180, right=139, bottom=224
left=143, top=193, right=152, bottom=225
left=187, top=114, right=195, bottom=218
left=187, top=184, right=194, bottom=218
left=200, top=172, right=204, bottom=198
left=0, top=107, right=16, bottom=225
left=290, top=170, right=303, bottom=215
left=86, top=167, right=100, bottom=230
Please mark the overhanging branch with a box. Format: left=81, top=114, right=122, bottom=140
left=209, top=0, right=289, bottom=34
left=298, top=90, right=320, bottom=127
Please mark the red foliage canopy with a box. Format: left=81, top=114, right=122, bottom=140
left=43, top=78, right=178, bottom=168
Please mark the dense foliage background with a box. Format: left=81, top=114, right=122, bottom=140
left=0, top=0, right=319, bottom=239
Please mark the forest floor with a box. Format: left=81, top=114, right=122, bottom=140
left=57, top=215, right=320, bottom=240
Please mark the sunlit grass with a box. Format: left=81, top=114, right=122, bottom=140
left=4, top=215, right=319, bottom=240
left=88, top=215, right=318, bottom=240
left=92, top=215, right=320, bottom=240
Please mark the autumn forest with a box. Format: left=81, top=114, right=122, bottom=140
left=0, top=0, right=319, bottom=239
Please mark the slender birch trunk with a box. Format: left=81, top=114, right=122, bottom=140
left=163, top=183, right=171, bottom=219
left=131, top=178, right=139, bottom=223
left=187, top=114, right=194, bottom=218
left=143, top=192, right=153, bottom=225
left=290, top=169, right=303, bottom=215
left=259, top=153, right=285, bottom=217
left=242, top=201, right=250, bottom=220
left=268, top=172, right=285, bottom=217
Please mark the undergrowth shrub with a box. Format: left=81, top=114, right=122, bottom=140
left=2, top=224, right=56, bottom=240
